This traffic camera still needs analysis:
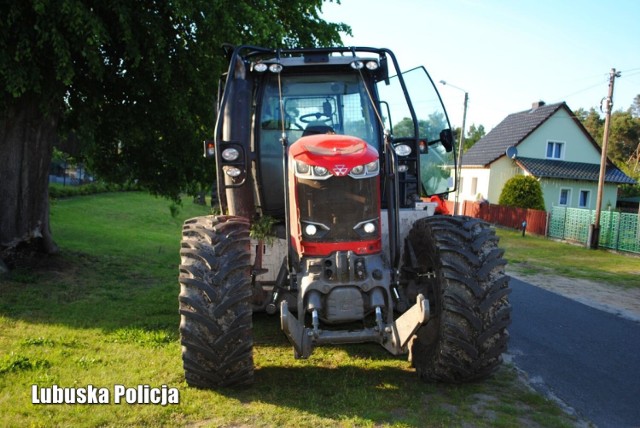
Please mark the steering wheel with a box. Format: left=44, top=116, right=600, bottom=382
left=299, top=112, right=332, bottom=124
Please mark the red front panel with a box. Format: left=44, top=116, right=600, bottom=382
left=288, top=134, right=381, bottom=257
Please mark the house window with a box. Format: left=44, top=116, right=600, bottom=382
left=459, top=177, right=464, bottom=194
left=471, top=177, right=478, bottom=196
left=579, top=190, right=591, bottom=208
left=546, top=141, right=564, bottom=160
left=559, top=188, right=571, bottom=206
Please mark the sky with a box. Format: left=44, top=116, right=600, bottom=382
left=321, top=0, right=640, bottom=132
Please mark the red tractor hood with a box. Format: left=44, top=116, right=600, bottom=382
left=289, top=134, right=378, bottom=175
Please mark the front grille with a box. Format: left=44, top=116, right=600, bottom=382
left=296, top=175, right=379, bottom=242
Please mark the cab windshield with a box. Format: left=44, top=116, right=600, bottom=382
left=259, top=73, right=381, bottom=149
left=256, top=72, right=381, bottom=216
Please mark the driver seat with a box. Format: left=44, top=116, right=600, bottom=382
left=302, top=121, right=335, bottom=137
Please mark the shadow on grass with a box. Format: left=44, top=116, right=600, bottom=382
left=0, top=251, right=411, bottom=360
left=0, top=250, right=179, bottom=333
left=219, top=365, right=440, bottom=426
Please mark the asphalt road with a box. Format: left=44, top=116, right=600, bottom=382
left=508, top=277, right=640, bottom=428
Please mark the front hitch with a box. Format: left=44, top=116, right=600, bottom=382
left=280, top=295, right=429, bottom=358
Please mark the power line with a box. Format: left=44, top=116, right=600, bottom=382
left=554, top=67, right=640, bottom=103
left=559, top=80, right=608, bottom=101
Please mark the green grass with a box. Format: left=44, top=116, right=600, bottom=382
left=1, top=193, right=586, bottom=427
left=497, top=228, right=640, bottom=289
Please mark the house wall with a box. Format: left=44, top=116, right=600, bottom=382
left=458, top=167, right=491, bottom=203
left=517, top=108, right=601, bottom=163
left=542, top=179, right=618, bottom=211
left=459, top=157, right=523, bottom=207
left=458, top=107, right=625, bottom=213
left=487, top=156, right=520, bottom=204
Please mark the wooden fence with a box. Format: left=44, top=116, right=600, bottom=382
left=460, top=201, right=548, bottom=235
left=446, top=200, right=639, bottom=254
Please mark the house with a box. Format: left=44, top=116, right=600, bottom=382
left=458, top=101, right=635, bottom=213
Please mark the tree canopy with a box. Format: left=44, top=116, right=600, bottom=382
left=463, top=123, right=485, bottom=152
left=0, top=0, right=349, bottom=256
left=574, top=96, right=640, bottom=196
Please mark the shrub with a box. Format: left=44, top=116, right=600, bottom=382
left=49, top=181, right=141, bottom=199
left=498, top=175, right=545, bottom=210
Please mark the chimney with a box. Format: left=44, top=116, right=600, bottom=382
left=531, top=100, right=546, bottom=110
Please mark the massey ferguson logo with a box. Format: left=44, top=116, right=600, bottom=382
left=333, top=165, right=348, bottom=176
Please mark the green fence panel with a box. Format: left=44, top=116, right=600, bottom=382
left=608, top=212, right=639, bottom=253
left=549, top=207, right=639, bottom=255
left=549, top=206, right=566, bottom=239
left=599, top=210, right=616, bottom=248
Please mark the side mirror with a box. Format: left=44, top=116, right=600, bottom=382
left=440, top=129, right=454, bottom=152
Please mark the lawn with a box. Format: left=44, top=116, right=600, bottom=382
left=498, top=227, right=640, bottom=289
left=0, top=192, right=585, bottom=427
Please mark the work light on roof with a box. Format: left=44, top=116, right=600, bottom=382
left=269, top=63, right=283, bottom=73
left=365, top=61, right=379, bottom=70
left=253, top=62, right=268, bottom=72
left=350, top=60, right=379, bottom=71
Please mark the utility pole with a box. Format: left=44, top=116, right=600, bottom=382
left=589, top=68, right=621, bottom=249
left=439, top=80, right=468, bottom=215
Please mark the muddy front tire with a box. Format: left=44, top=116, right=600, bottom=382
left=405, top=215, right=511, bottom=382
left=178, top=215, right=253, bottom=388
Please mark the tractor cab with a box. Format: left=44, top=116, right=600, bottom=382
left=212, top=47, right=456, bottom=221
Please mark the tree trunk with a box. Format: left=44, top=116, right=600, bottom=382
left=0, top=96, right=59, bottom=259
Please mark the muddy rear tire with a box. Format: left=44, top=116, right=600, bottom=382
left=178, top=215, right=253, bottom=388
left=405, top=215, right=511, bottom=382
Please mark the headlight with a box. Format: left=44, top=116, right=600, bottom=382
left=349, top=160, right=380, bottom=179
left=296, top=161, right=310, bottom=174
left=221, top=147, right=240, bottom=161
left=350, top=165, right=365, bottom=176
left=394, top=144, right=412, bottom=156
left=305, top=224, right=318, bottom=236
left=313, top=166, right=329, bottom=177
left=302, top=221, right=330, bottom=239
left=398, top=164, right=409, bottom=173
left=366, top=160, right=379, bottom=173
left=353, top=219, right=379, bottom=238
left=225, top=166, right=242, bottom=177
left=294, top=161, right=333, bottom=179
left=350, top=60, right=364, bottom=70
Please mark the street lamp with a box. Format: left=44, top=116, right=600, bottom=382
left=440, top=80, right=468, bottom=216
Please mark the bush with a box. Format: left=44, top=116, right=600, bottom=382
left=49, top=181, right=141, bottom=199
left=498, top=175, right=545, bottom=210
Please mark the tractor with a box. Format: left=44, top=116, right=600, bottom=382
left=178, top=45, right=511, bottom=388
